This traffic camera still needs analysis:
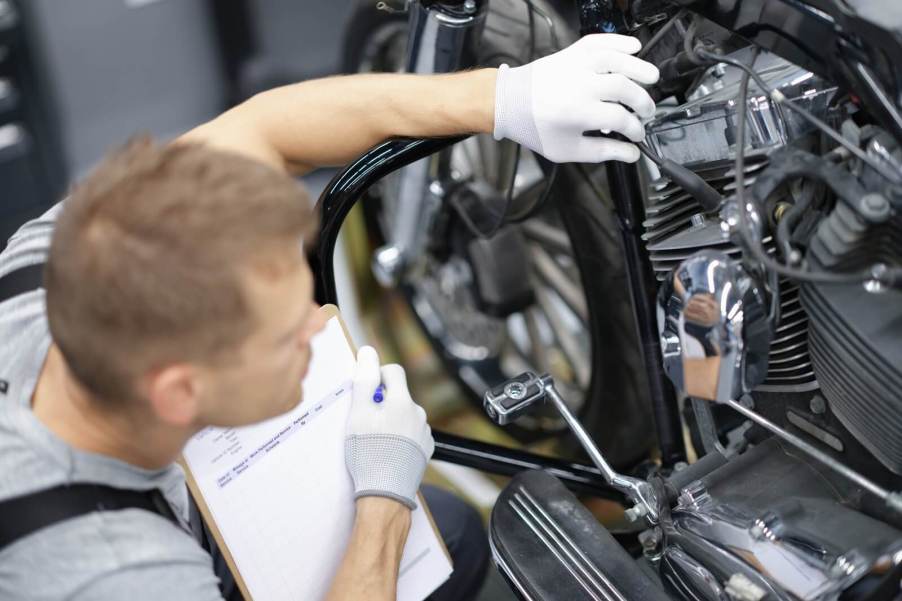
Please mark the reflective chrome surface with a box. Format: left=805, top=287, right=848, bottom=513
left=669, top=480, right=902, bottom=601
left=537, top=375, right=660, bottom=524
left=661, top=546, right=726, bottom=601
left=641, top=61, right=823, bottom=393
left=657, top=250, right=771, bottom=402
left=483, top=371, right=661, bottom=523
left=645, top=48, right=837, bottom=166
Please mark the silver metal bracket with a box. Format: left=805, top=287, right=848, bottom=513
left=725, top=396, right=902, bottom=517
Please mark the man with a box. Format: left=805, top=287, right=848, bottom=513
left=0, top=34, right=657, bottom=600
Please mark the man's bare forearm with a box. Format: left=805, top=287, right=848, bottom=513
left=180, top=70, right=497, bottom=173
left=325, top=497, right=412, bottom=601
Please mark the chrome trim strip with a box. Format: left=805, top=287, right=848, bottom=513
left=518, top=488, right=628, bottom=601
left=488, top=530, right=536, bottom=601
left=508, top=497, right=608, bottom=601
left=509, top=485, right=630, bottom=601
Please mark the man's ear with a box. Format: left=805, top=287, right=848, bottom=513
left=143, top=364, right=203, bottom=427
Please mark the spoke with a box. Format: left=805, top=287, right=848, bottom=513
left=534, top=285, right=591, bottom=389
left=529, top=243, right=588, bottom=323
left=455, top=136, right=482, bottom=181
left=522, top=219, right=573, bottom=254
left=524, top=307, right=551, bottom=375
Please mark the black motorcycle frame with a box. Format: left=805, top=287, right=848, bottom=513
left=311, top=0, right=902, bottom=497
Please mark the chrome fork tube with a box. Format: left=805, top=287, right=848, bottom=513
left=373, top=1, right=486, bottom=286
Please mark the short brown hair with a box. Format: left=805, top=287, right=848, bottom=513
left=45, top=136, right=317, bottom=403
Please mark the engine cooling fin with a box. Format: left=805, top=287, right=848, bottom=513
left=801, top=282, right=902, bottom=474
left=643, top=155, right=818, bottom=391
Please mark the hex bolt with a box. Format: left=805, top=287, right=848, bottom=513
left=638, top=527, right=662, bottom=551
left=624, top=504, right=648, bottom=523
left=809, top=395, right=827, bottom=415
left=861, top=193, right=890, bottom=220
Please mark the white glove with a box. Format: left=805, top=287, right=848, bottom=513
left=345, top=346, right=434, bottom=509
left=493, top=34, right=660, bottom=164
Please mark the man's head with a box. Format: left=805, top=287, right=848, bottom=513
left=45, top=137, right=324, bottom=429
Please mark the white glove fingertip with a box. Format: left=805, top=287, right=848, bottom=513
left=380, top=364, right=409, bottom=396
left=581, top=137, right=640, bottom=163
left=579, top=33, right=642, bottom=55
left=354, top=346, right=381, bottom=390
left=610, top=143, right=641, bottom=163
left=599, top=52, right=660, bottom=85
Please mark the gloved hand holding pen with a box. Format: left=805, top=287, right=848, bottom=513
left=345, top=346, right=435, bottom=509
left=493, top=33, right=660, bottom=164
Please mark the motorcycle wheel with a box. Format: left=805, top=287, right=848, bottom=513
left=341, top=0, right=655, bottom=467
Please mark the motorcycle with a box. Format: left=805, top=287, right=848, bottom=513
left=311, top=0, right=902, bottom=599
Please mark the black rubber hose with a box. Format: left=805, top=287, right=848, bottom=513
left=638, top=143, right=722, bottom=212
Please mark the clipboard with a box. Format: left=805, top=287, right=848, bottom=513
left=180, top=304, right=451, bottom=600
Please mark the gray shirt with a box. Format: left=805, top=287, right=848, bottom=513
left=0, top=206, right=224, bottom=601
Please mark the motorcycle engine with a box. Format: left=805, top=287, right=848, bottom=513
left=644, top=48, right=902, bottom=479
left=638, top=43, right=902, bottom=600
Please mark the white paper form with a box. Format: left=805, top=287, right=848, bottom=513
left=183, top=316, right=453, bottom=601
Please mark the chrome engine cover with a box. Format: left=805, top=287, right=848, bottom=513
left=643, top=49, right=838, bottom=394
left=657, top=249, right=771, bottom=403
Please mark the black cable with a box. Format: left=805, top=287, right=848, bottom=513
left=682, top=19, right=700, bottom=62
left=730, top=49, right=900, bottom=287
left=774, top=184, right=815, bottom=262
left=637, top=142, right=663, bottom=166
left=639, top=142, right=722, bottom=211
left=508, top=163, right=560, bottom=223
left=524, top=0, right=536, bottom=62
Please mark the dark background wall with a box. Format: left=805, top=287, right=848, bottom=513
left=0, top=0, right=355, bottom=249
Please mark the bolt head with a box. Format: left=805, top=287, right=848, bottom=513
left=861, top=193, right=890, bottom=219
left=372, top=245, right=404, bottom=287
left=504, top=382, right=527, bottom=400
left=809, top=395, right=827, bottom=415
left=624, top=504, right=648, bottom=522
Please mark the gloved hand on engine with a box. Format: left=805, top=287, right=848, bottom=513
left=493, top=33, right=660, bottom=164
left=345, top=346, right=434, bottom=509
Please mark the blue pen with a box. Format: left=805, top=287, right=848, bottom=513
left=372, top=384, right=385, bottom=403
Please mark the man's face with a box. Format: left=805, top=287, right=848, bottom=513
left=199, top=249, right=327, bottom=427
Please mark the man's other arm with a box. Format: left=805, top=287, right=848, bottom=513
left=325, top=497, right=412, bottom=601
left=324, top=347, right=435, bottom=601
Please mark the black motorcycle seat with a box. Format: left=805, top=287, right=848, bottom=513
left=489, top=469, right=670, bottom=601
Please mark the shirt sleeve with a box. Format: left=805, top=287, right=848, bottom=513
left=0, top=203, right=64, bottom=278
left=71, top=562, right=227, bottom=601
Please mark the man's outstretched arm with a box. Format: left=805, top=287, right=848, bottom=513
left=180, top=34, right=659, bottom=172
left=180, top=70, right=497, bottom=174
